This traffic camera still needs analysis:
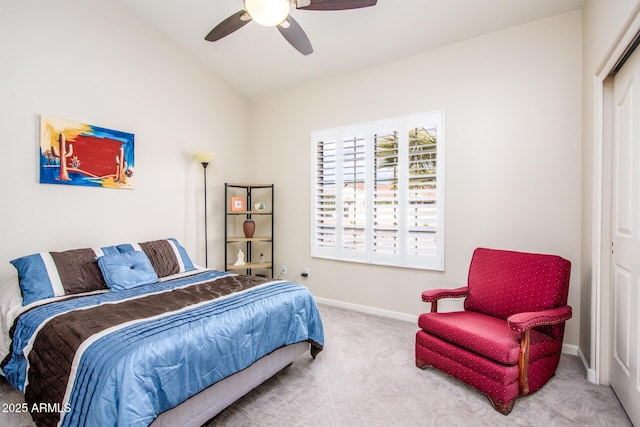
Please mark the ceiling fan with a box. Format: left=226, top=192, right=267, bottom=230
left=204, top=0, right=378, bottom=56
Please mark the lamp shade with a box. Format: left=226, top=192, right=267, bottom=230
left=244, top=0, right=291, bottom=26
left=194, top=152, right=215, bottom=164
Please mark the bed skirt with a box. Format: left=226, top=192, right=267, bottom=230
left=151, top=342, right=310, bottom=427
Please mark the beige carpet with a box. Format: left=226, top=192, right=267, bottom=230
left=0, top=304, right=632, bottom=426
left=207, top=304, right=631, bottom=426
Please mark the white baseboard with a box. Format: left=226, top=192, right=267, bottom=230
left=577, top=346, right=598, bottom=384
left=564, top=345, right=598, bottom=384
left=562, top=343, right=579, bottom=356
left=316, top=297, right=592, bottom=380
left=314, top=297, right=418, bottom=323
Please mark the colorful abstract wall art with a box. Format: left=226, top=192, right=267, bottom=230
left=39, top=115, right=135, bottom=189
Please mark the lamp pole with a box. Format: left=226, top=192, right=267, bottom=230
left=195, top=151, right=214, bottom=268
left=201, top=161, right=209, bottom=268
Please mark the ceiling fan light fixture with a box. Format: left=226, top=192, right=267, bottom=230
left=244, top=0, right=291, bottom=27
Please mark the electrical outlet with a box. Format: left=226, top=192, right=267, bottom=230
left=303, top=267, right=310, bottom=277
left=281, top=265, right=287, bottom=275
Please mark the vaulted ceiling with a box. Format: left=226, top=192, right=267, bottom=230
left=119, top=0, right=584, bottom=100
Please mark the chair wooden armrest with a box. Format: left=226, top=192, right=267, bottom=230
left=506, top=305, right=572, bottom=396
left=421, top=286, right=469, bottom=312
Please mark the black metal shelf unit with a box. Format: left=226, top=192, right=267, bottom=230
left=224, top=183, right=274, bottom=277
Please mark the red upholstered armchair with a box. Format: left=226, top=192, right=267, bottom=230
left=415, top=248, right=572, bottom=415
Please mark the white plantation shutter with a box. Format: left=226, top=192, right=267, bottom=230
left=315, top=139, right=337, bottom=250
left=406, top=126, right=440, bottom=265
left=373, top=131, right=400, bottom=257
left=311, top=111, right=444, bottom=271
left=341, top=136, right=367, bottom=254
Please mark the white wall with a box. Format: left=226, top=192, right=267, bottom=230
left=0, top=0, right=249, bottom=276
left=249, top=12, right=583, bottom=345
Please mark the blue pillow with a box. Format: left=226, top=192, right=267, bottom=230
left=97, top=251, right=159, bottom=291
left=10, top=246, right=120, bottom=306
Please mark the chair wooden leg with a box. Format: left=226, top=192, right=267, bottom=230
left=415, top=358, right=430, bottom=369
left=487, top=396, right=515, bottom=415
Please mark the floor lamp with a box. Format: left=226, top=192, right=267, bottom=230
left=194, top=152, right=215, bottom=267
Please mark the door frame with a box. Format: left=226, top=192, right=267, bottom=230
left=593, top=7, right=640, bottom=385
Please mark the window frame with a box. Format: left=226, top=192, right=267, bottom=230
left=310, top=110, right=445, bottom=271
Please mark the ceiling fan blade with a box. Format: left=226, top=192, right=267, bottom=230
left=277, top=16, right=313, bottom=56
left=296, top=0, right=376, bottom=11
left=205, top=10, right=251, bottom=42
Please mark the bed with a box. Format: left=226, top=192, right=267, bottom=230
left=0, top=238, right=324, bottom=427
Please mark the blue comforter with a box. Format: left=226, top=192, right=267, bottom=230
left=2, top=270, right=324, bottom=427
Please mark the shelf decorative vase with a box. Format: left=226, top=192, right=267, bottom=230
left=243, top=219, right=255, bottom=238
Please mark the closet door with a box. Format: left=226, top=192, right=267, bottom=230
left=610, top=40, right=640, bottom=427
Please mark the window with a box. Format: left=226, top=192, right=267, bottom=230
left=311, top=111, right=445, bottom=271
